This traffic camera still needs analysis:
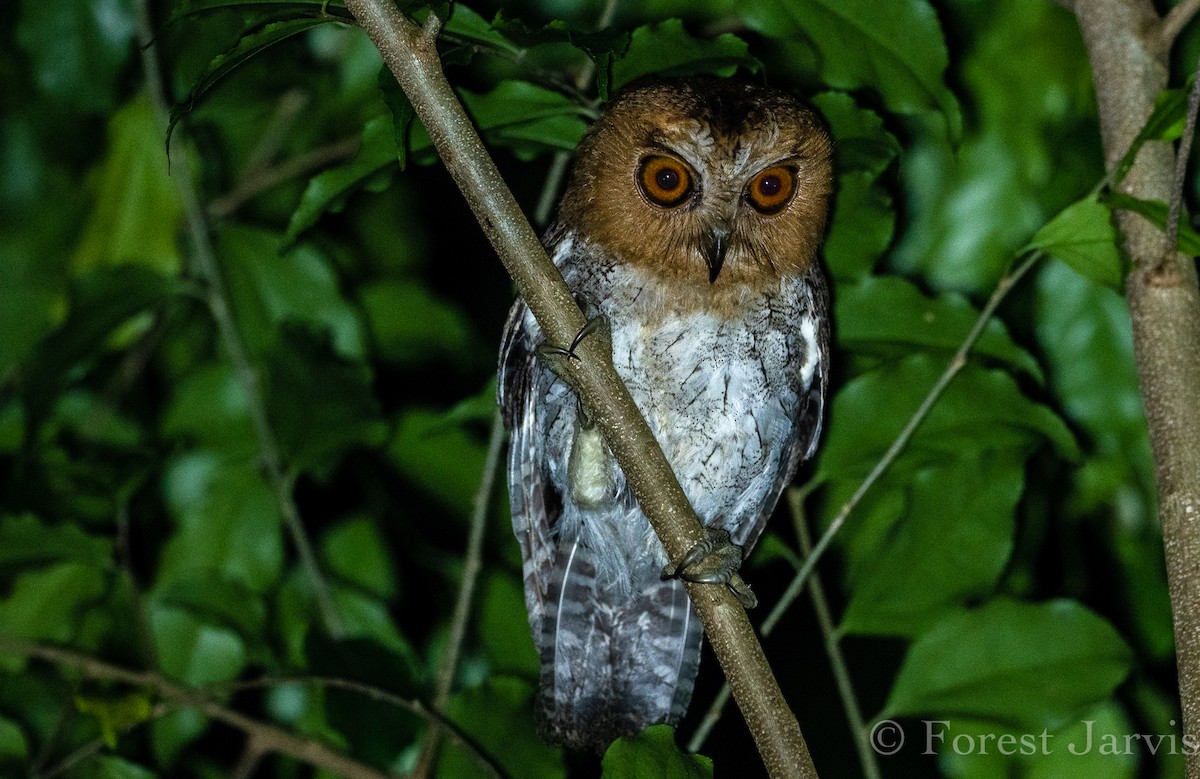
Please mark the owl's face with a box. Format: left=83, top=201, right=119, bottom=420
left=556, top=77, right=834, bottom=288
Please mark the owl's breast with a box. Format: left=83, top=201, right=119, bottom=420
left=582, top=262, right=821, bottom=526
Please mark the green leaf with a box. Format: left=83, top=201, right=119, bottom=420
left=602, top=725, right=712, bottom=778
left=835, top=276, right=1043, bottom=380
left=74, top=690, right=154, bottom=748
left=15, top=0, right=135, bottom=113
left=1034, top=262, right=1165, bottom=659
left=839, top=453, right=1021, bottom=636
left=388, top=408, right=488, bottom=518
left=409, top=81, right=590, bottom=163
left=817, top=355, right=1077, bottom=483
left=168, top=17, right=334, bottom=143
left=169, top=0, right=347, bottom=22
left=71, top=95, right=184, bottom=275
left=285, top=116, right=398, bottom=243
left=882, top=599, right=1132, bottom=732
left=0, top=717, right=28, bottom=761
left=489, top=14, right=630, bottom=98
left=70, top=755, right=157, bottom=779
left=150, top=604, right=248, bottom=686
left=479, top=571, right=539, bottom=677
left=21, top=267, right=173, bottom=436
left=162, top=362, right=256, bottom=456
left=306, top=634, right=424, bottom=763
left=823, top=170, right=894, bottom=279
left=1103, top=191, right=1200, bottom=255
left=0, top=563, right=108, bottom=642
left=1026, top=703, right=1137, bottom=779
left=811, top=92, right=901, bottom=176
left=1111, top=87, right=1188, bottom=186
left=265, top=328, right=386, bottom=474
left=0, top=514, right=112, bottom=572
left=611, top=20, right=759, bottom=91
left=153, top=574, right=267, bottom=645
left=322, top=516, right=396, bottom=599
left=1024, top=196, right=1122, bottom=288
left=221, top=225, right=366, bottom=359
left=360, top=279, right=476, bottom=365
left=378, top=66, right=415, bottom=170
left=150, top=710, right=209, bottom=768
left=747, top=0, right=960, bottom=137
left=160, top=451, right=283, bottom=592
left=444, top=6, right=524, bottom=55
left=437, top=677, right=565, bottom=779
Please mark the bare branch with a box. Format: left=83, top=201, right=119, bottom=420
left=413, top=411, right=506, bottom=777
left=1165, top=52, right=1200, bottom=255
left=1160, top=0, right=1200, bottom=51
left=340, top=0, right=817, bottom=774
left=0, top=638, right=390, bottom=779
left=1074, top=4, right=1200, bottom=777
left=789, top=493, right=879, bottom=779
left=209, top=135, right=361, bottom=219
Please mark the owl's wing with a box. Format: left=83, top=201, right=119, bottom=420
left=733, top=271, right=830, bottom=552
left=498, top=298, right=561, bottom=631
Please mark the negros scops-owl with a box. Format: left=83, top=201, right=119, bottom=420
left=499, top=76, right=833, bottom=752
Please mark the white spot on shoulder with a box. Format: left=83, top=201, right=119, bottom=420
left=799, top=317, right=818, bottom=386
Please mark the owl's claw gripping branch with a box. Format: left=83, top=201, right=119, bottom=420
left=663, top=527, right=759, bottom=609
left=538, top=314, right=611, bottom=363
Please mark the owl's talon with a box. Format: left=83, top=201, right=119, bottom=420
left=662, top=527, right=755, bottom=606
left=538, top=315, right=611, bottom=364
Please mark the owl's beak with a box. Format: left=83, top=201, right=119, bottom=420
left=704, top=221, right=731, bottom=283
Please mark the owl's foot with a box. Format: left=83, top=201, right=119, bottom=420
left=538, top=315, right=611, bottom=364
left=537, top=315, right=612, bottom=428
left=662, top=527, right=758, bottom=608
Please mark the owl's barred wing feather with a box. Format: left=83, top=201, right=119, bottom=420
left=729, top=269, right=830, bottom=553
left=499, top=295, right=705, bottom=752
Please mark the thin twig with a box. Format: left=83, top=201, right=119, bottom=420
left=1165, top=52, right=1200, bottom=256
left=412, top=411, right=506, bottom=777
left=790, top=491, right=879, bottom=779
left=1161, top=0, right=1200, bottom=51
left=136, top=0, right=343, bottom=637
left=0, top=638, right=391, bottom=779
left=779, top=250, right=1043, bottom=614
left=226, top=675, right=508, bottom=779
left=36, top=703, right=173, bottom=779
left=688, top=250, right=1044, bottom=751
left=209, top=135, right=361, bottom=219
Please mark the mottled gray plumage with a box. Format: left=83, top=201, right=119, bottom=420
left=498, top=77, right=832, bottom=752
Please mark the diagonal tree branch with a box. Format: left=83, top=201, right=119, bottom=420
left=1074, top=3, right=1200, bottom=778
left=0, top=637, right=389, bottom=779
left=340, top=1, right=817, bottom=775
left=1159, top=0, right=1200, bottom=51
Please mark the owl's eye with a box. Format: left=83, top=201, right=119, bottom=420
left=746, top=166, right=797, bottom=215
left=638, top=156, right=695, bottom=208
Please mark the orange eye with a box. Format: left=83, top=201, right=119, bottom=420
left=746, top=166, right=796, bottom=215
left=638, top=155, right=694, bottom=208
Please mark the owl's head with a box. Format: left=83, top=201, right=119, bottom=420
left=555, top=77, right=833, bottom=287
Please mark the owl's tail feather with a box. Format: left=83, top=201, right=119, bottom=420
left=534, top=540, right=704, bottom=753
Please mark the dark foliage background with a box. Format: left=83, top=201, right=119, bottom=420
left=1, top=0, right=1196, bottom=776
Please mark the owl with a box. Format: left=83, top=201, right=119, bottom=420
left=498, top=76, right=833, bottom=752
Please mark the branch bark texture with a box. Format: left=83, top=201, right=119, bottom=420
left=1075, top=3, right=1200, bottom=775
left=340, top=2, right=816, bottom=775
